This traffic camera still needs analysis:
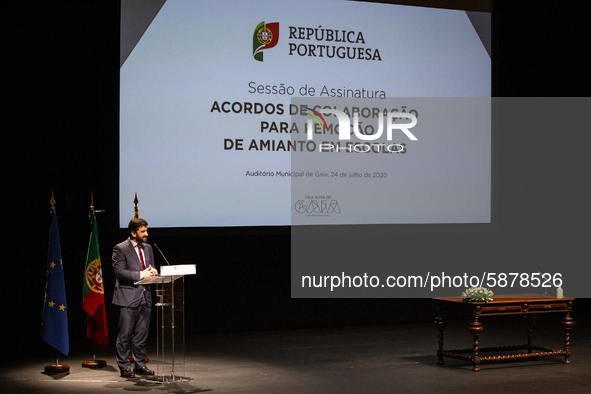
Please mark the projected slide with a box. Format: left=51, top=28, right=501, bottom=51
left=120, top=0, right=490, bottom=227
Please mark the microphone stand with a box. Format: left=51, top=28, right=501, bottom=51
left=154, top=243, right=171, bottom=266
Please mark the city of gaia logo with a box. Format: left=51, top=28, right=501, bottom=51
left=253, top=21, right=279, bottom=61
left=306, top=107, right=328, bottom=131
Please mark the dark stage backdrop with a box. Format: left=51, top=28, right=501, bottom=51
left=6, top=1, right=590, bottom=358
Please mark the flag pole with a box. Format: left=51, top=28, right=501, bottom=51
left=44, top=350, right=70, bottom=373
left=82, top=192, right=107, bottom=368
left=82, top=318, right=106, bottom=368
left=134, top=192, right=140, bottom=218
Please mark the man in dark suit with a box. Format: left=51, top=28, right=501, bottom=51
left=112, top=217, right=158, bottom=378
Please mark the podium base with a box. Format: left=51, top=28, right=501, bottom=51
left=82, top=359, right=107, bottom=368
left=45, top=364, right=70, bottom=373
left=145, top=374, right=190, bottom=384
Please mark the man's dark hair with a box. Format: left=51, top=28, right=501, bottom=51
left=128, top=218, right=148, bottom=236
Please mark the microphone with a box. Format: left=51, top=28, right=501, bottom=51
left=153, top=243, right=171, bottom=266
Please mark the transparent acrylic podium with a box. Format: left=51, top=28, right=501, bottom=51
left=136, top=264, right=196, bottom=383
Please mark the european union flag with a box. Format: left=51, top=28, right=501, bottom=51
left=41, top=209, right=69, bottom=355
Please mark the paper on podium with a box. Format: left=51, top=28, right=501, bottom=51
left=160, top=264, right=196, bottom=276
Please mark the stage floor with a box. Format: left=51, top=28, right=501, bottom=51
left=2, top=317, right=591, bottom=393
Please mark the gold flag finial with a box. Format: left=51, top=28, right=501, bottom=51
left=90, top=191, right=95, bottom=212
left=50, top=192, right=56, bottom=210
left=133, top=193, right=140, bottom=218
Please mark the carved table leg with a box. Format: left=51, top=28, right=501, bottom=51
left=468, top=317, right=483, bottom=372
left=562, top=313, right=574, bottom=364
left=524, top=315, right=536, bottom=353
left=435, top=315, right=446, bottom=365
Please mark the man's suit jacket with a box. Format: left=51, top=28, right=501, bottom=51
left=112, top=238, right=155, bottom=307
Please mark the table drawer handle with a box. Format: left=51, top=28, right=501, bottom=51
left=481, top=305, right=521, bottom=313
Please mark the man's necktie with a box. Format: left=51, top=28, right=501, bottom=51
left=137, top=244, right=146, bottom=270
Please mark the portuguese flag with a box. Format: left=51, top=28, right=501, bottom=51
left=83, top=210, right=108, bottom=348
left=253, top=21, right=280, bottom=61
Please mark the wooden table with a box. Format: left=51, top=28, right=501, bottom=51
left=434, top=297, right=575, bottom=371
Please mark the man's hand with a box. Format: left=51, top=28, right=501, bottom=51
left=141, top=265, right=158, bottom=279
